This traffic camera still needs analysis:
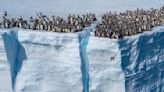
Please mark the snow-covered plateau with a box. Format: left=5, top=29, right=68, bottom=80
left=0, top=25, right=164, bottom=92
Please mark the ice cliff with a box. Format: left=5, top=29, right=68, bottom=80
left=119, top=26, right=164, bottom=92
left=0, top=26, right=164, bottom=92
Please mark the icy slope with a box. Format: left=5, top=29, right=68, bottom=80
left=119, top=26, right=164, bottom=92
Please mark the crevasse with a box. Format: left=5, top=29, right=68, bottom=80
left=78, top=30, right=90, bottom=92
left=2, top=31, right=27, bottom=91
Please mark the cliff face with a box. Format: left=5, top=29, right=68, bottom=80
left=0, top=31, right=12, bottom=92
left=0, top=26, right=163, bottom=92
left=87, top=37, right=125, bottom=92
left=1, top=30, right=83, bottom=92
left=119, top=26, right=164, bottom=92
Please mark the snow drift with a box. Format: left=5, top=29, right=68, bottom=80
left=0, top=26, right=164, bottom=92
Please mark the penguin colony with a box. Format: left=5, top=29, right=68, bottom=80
left=1, top=6, right=164, bottom=39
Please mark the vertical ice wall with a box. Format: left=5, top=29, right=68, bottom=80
left=1, top=30, right=83, bottom=92
left=2, top=31, right=27, bottom=91
left=1, top=28, right=125, bottom=92
left=119, top=27, right=164, bottom=92
left=0, top=31, right=12, bottom=92
left=1, top=26, right=164, bottom=92
left=87, top=37, right=125, bottom=92
left=16, top=31, right=83, bottom=92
